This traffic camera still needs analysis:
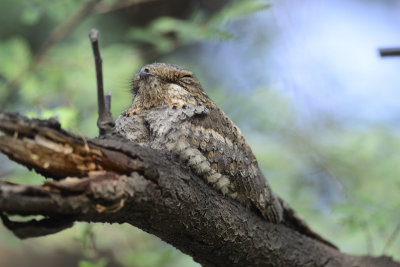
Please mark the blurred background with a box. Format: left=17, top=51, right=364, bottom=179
left=0, top=0, right=399, bottom=266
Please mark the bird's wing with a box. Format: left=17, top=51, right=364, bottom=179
left=188, top=106, right=283, bottom=223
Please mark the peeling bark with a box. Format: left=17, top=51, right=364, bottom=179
left=0, top=111, right=399, bottom=267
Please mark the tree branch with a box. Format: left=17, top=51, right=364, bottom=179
left=0, top=111, right=398, bottom=267
left=379, top=48, right=400, bottom=57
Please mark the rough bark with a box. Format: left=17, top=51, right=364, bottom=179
left=0, top=111, right=398, bottom=267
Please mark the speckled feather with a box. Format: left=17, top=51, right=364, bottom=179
left=114, top=63, right=336, bottom=248
left=116, top=63, right=282, bottom=223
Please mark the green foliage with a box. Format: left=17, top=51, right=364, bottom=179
left=26, top=107, right=79, bottom=129
left=13, top=0, right=89, bottom=24
left=75, top=223, right=95, bottom=250
left=209, top=0, right=270, bottom=25
left=129, top=0, right=270, bottom=53
left=129, top=14, right=231, bottom=53
left=0, top=38, right=31, bottom=79
left=78, top=259, right=109, bottom=267
left=122, top=249, right=192, bottom=267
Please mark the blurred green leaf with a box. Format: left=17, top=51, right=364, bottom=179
left=13, top=0, right=89, bottom=23
left=122, top=249, right=195, bottom=267
left=0, top=37, right=31, bottom=79
left=209, top=0, right=270, bottom=25
left=129, top=0, right=270, bottom=53
left=74, top=223, right=95, bottom=250
left=20, top=6, right=41, bottom=25
left=26, top=107, right=78, bottom=129
left=78, top=258, right=108, bottom=267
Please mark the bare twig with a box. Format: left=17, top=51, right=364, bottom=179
left=89, top=29, right=115, bottom=136
left=379, top=48, right=400, bottom=57
left=105, top=91, right=112, bottom=113
left=89, top=30, right=106, bottom=121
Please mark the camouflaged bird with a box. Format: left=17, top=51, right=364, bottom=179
left=115, top=63, right=336, bottom=248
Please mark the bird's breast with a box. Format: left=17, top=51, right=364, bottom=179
left=166, top=84, right=198, bottom=108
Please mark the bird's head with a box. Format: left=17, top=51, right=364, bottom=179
left=130, top=63, right=214, bottom=112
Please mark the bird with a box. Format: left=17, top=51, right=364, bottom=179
left=114, top=63, right=336, bottom=248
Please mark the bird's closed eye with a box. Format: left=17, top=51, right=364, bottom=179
left=180, top=74, right=193, bottom=84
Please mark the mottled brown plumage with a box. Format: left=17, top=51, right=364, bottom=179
left=115, top=63, right=336, bottom=248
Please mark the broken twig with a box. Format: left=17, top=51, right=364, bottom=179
left=89, top=29, right=115, bottom=136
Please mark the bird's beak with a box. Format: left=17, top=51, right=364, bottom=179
left=138, top=70, right=154, bottom=79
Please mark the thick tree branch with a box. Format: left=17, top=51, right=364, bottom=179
left=0, top=111, right=398, bottom=267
